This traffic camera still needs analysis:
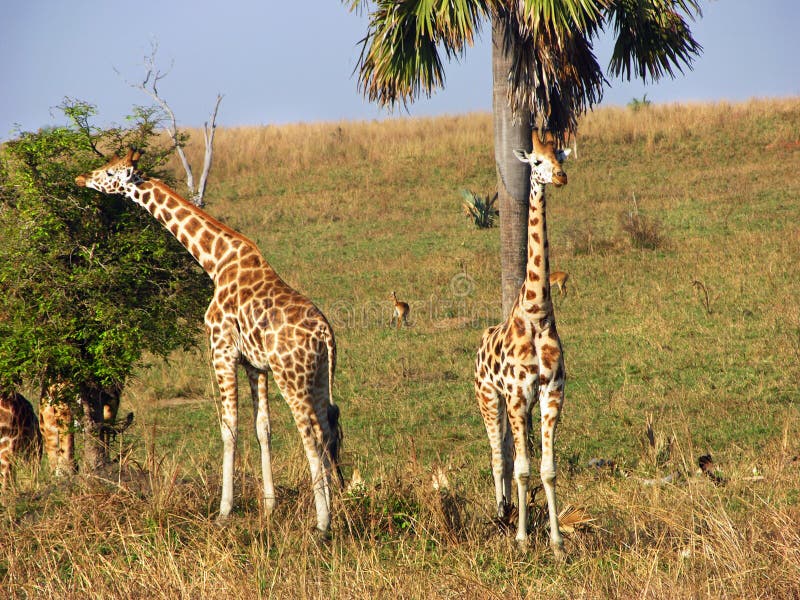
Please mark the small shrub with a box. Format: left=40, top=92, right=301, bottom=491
left=627, top=94, right=652, bottom=112
left=620, top=197, right=667, bottom=250
left=461, top=189, right=499, bottom=229
left=565, top=219, right=616, bottom=255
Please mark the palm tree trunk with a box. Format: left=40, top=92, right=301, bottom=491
left=492, top=17, right=532, bottom=318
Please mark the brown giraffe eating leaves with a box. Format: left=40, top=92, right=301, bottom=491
left=76, top=149, right=343, bottom=534
left=474, top=131, right=570, bottom=558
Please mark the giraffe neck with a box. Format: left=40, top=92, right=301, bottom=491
left=122, top=178, right=258, bottom=282
left=514, top=182, right=552, bottom=321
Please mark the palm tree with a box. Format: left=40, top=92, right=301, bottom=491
left=348, top=0, right=702, bottom=315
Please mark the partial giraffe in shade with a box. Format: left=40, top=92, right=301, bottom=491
left=76, top=150, right=343, bottom=535
left=38, top=381, right=76, bottom=477
left=0, top=390, right=42, bottom=489
left=474, top=131, right=571, bottom=558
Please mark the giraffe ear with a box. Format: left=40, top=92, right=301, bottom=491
left=513, top=149, right=530, bottom=163
left=130, top=148, right=143, bottom=166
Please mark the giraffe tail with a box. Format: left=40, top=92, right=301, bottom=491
left=323, top=326, right=344, bottom=487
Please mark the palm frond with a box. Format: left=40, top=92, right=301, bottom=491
left=495, top=2, right=607, bottom=140
left=356, top=0, right=488, bottom=108
left=605, top=0, right=702, bottom=82
left=557, top=503, right=595, bottom=533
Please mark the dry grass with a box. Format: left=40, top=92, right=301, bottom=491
left=4, top=98, right=800, bottom=598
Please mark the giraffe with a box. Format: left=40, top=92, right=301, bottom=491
left=0, top=390, right=42, bottom=489
left=38, top=380, right=77, bottom=477
left=474, top=131, right=570, bottom=557
left=76, top=150, right=343, bottom=534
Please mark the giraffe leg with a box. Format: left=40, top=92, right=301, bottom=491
left=476, top=382, right=513, bottom=518
left=244, top=364, right=276, bottom=514
left=39, top=397, right=75, bottom=477
left=536, top=334, right=566, bottom=559
left=312, top=355, right=343, bottom=487
left=0, top=440, right=11, bottom=490
left=506, top=382, right=534, bottom=547
left=275, top=370, right=332, bottom=534
left=212, top=345, right=240, bottom=521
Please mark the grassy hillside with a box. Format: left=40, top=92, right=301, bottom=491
left=3, top=99, right=800, bottom=598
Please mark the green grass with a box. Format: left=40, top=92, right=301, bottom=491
left=4, top=99, right=800, bottom=598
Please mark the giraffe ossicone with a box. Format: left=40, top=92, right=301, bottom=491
left=76, top=149, right=344, bottom=534
left=474, top=131, right=570, bottom=558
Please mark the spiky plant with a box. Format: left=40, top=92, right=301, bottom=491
left=461, top=189, right=499, bottom=229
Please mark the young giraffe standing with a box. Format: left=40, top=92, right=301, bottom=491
left=474, top=132, right=570, bottom=557
left=76, top=150, right=343, bottom=534
left=0, top=390, right=42, bottom=489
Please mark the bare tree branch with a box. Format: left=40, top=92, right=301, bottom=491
left=196, top=94, right=223, bottom=207
left=122, top=41, right=222, bottom=207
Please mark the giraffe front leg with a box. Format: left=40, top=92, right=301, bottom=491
left=537, top=337, right=566, bottom=560
left=506, top=384, right=533, bottom=548
left=212, top=347, right=239, bottom=522
left=245, top=365, right=276, bottom=514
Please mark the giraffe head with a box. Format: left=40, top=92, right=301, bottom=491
left=75, top=148, right=143, bottom=193
left=513, top=132, right=571, bottom=187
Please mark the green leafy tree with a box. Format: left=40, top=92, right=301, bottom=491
left=0, top=100, right=212, bottom=471
left=349, top=0, right=702, bottom=315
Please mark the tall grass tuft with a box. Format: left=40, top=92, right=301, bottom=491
left=620, top=194, right=667, bottom=250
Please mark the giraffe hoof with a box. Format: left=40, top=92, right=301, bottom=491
left=551, top=541, right=567, bottom=563
left=311, top=527, right=332, bottom=544
left=215, top=513, right=232, bottom=527
left=514, top=536, right=529, bottom=554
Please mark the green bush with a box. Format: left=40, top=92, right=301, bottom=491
left=0, top=99, right=212, bottom=465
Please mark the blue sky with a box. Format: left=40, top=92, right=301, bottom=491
left=1, top=1, right=798, bottom=140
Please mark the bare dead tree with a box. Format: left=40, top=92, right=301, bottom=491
left=124, top=43, right=222, bottom=208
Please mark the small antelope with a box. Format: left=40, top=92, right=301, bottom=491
left=549, top=271, right=569, bottom=297
left=390, top=291, right=410, bottom=328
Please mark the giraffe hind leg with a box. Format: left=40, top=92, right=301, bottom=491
left=244, top=364, right=276, bottom=514
left=276, top=373, right=333, bottom=534
left=312, top=355, right=343, bottom=488
left=476, top=383, right=513, bottom=519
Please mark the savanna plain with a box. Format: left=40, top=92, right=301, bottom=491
left=3, top=99, right=800, bottom=599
